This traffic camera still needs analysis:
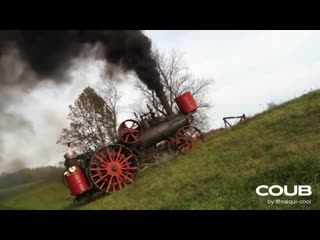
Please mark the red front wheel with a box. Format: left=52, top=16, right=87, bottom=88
left=89, top=145, right=139, bottom=193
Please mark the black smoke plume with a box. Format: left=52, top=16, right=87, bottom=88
left=0, top=30, right=172, bottom=115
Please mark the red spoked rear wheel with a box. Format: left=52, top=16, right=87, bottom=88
left=89, top=145, right=139, bottom=193
left=118, top=120, right=142, bottom=144
left=175, top=126, right=204, bottom=154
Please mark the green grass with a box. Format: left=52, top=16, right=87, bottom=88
left=1, top=90, right=320, bottom=209
left=0, top=179, right=72, bottom=210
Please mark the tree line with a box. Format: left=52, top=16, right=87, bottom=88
left=0, top=166, right=63, bottom=188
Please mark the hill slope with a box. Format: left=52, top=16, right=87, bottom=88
left=1, top=90, right=320, bottom=210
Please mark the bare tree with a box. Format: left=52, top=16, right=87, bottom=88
left=56, top=87, right=115, bottom=152
left=134, top=48, right=214, bottom=130
left=98, top=82, right=120, bottom=143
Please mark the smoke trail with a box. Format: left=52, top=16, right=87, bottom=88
left=0, top=30, right=173, bottom=173
left=0, top=30, right=172, bottom=114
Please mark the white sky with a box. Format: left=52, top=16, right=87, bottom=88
left=1, top=30, right=320, bottom=172
left=145, top=30, right=320, bottom=127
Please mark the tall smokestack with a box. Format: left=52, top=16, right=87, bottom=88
left=157, top=89, right=173, bottom=116
left=0, top=30, right=173, bottom=115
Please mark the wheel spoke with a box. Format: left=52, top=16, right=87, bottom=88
left=122, top=167, right=138, bottom=171
left=116, top=176, right=123, bottom=190
left=117, top=153, right=127, bottom=165
left=100, top=153, right=112, bottom=163
left=95, top=154, right=109, bottom=166
left=90, top=173, right=100, bottom=178
left=120, top=172, right=134, bottom=183
left=121, top=171, right=135, bottom=177
left=119, top=129, right=128, bottom=135
left=94, top=173, right=109, bottom=185
left=90, top=167, right=107, bottom=171
left=107, top=176, right=114, bottom=192
left=100, top=181, right=106, bottom=190
left=130, top=132, right=138, bottom=141
left=118, top=175, right=127, bottom=187
left=125, top=134, right=130, bottom=142
left=119, top=154, right=132, bottom=163
left=116, top=146, right=122, bottom=162
left=106, top=147, right=114, bottom=162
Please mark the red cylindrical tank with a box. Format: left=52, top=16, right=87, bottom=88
left=66, top=168, right=90, bottom=196
left=175, top=92, right=198, bottom=114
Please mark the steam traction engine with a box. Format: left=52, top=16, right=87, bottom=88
left=63, top=92, right=204, bottom=199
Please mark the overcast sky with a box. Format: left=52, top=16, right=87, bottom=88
left=1, top=30, right=320, bottom=172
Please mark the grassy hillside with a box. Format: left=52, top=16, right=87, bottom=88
left=1, top=90, right=320, bottom=210
left=0, top=180, right=72, bottom=210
